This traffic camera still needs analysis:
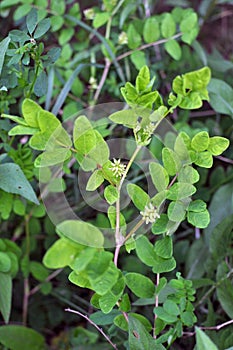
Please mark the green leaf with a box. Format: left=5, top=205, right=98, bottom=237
left=0, top=326, right=45, bottom=350
left=164, top=299, right=180, bottom=316
left=149, top=162, right=169, bottom=192
left=93, top=12, right=110, bottom=28
left=34, top=18, right=51, bottom=39
left=127, top=184, right=149, bottom=211
left=152, top=255, right=176, bottom=274
left=109, top=109, right=138, bottom=128
left=127, top=24, right=141, bottom=49
left=210, top=215, right=233, bottom=261
left=0, top=163, right=39, bottom=204
left=99, top=275, right=125, bottom=313
left=136, top=65, right=151, bottom=93
left=0, top=273, right=12, bottom=323
left=86, top=170, right=104, bottom=191
left=216, top=262, right=233, bottom=319
left=207, top=136, right=230, bottom=156
left=30, top=261, right=49, bottom=282
left=104, top=185, right=119, bottom=204
left=165, top=39, right=182, bottom=60
left=115, top=313, right=152, bottom=332
left=167, top=183, right=196, bottom=200
left=195, top=327, right=218, bottom=350
left=161, top=13, right=176, bottom=38
left=26, top=8, right=38, bottom=35
left=208, top=78, right=233, bottom=117
left=69, top=271, right=92, bottom=290
left=195, top=151, right=213, bottom=168
left=178, top=166, right=199, bottom=184
left=180, top=311, right=196, bottom=326
left=90, top=262, right=120, bottom=296
left=0, top=252, right=11, bottom=273
left=191, top=131, right=209, bottom=152
left=167, top=201, right=186, bottom=222
left=187, top=210, right=210, bottom=228
left=43, top=238, right=83, bottom=268
left=51, top=0, right=65, bottom=15
left=22, top=98, right=42, bottom=128
left=154, top=306, right=177, bottom=323
left=162, top=147, right=181, bottom=176
left=125, top=273, right=155, bottom=298
left=152, top=214, right=169, bottom=235
left=135, top=236, right=156, bottom=267
left=128, top=315, right=156, bottom=349
left=56, top=220, right=104, bottom=248
left=90, top=310, right=121, bottom=326
left=180, top=12, right=198, bottom=33
left=34, top=149, right=72, bottom=167
left=188, top=200, right=207, bottom=212
left=143, top=17, right=160, bottom=43
left=130, top=51, right=147, bottom=70
left=0, top=36, right=11, bottom=75
left=34, top=71, right=47, bottom=97
left=154, top=236, right=173, bottom=259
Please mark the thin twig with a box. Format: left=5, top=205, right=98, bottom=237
left=29, top=268, right=63, bottom=296
left=116, top=33, right=182, bottom=61
left=183, top=319, right=233, bottom=337
left=65, top=308, right=118, bottom=349
left=216, top=155, right=233, bottom=165
left=93, top=58, right=111, bottom=103
left=153, top=273, right=160, bottom=339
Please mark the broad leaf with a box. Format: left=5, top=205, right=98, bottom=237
left=86, top=170, right=104, bottom=191
left=127, top=24, right=141, bottom=49
left=135, top=236, right=156, bottom=267
left=167, top=183, right=196, bottom=200
left=22, top=98, right=42, bottom=128
left=143, top=17, right=160, bottom=43
left=154, top=236, right=173, bottom=259
left=104, top=185, right=119, bottom=204
left=195, top=327, right=218, bottom=350
left=149, top=162, right=169, bottom=192
left=191, top=131, right=209, bottom=152
left=162, top=147, right=181, bottom=176
left=207, top=136, right=229, bottom=156
left=0, top=36, right=11, bottom=75
left=127, top=184, right=149, bottom=211
left=0, top=326, right=45, bottom=350
left=0, top=163, right=39, bottom=204
left=125, top=273, right=155, bottom=298
left=56, top=220, right=104, bottom=248
left=128, top=315, right=157, bottom=350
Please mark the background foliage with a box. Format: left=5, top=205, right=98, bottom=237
left=0, top=0, right=233, bottom=349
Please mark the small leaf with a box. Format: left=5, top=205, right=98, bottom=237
left=135, top=236, right=156, bottom=267
left=167, top=183, right=196, bottom=200
left=43, top=238, right=83, bottom=268
left=162, top=147, right=181, bottom=176
left=109, top=109, right=138, bottom=128
left=127, top=24, right=141, bottom=49
left=187, top=210, right=210, bottom=228
left=188, top=200, right=207, bottom=213
left=152, top=255, right=176, bottom=274
left=104, top=185, right=119, bottom=204
left=127, top=184, right=149, bottom=211
left=161, top=13, right=176, bottom=38
left=0, top=163, right=39, bottom=204
left=22, top=98, right=42, bottom=128
left=195, top=327, right=218, bottom=350
left=93, top=12, right=110, bottom=28
left=154, top=236, right=173, bottom=259
left=195, top=151, right=213, bottom=168
left=154, top=306, right=177, bottom=323
left=0, top=272, right=12, bottom=323
left=0, top=36, right=11, bottom=75
left=128, top=315, right=157, bottom=349
left=125, top=273, right=155, bottom=298
left=86, top=170, right=104, bottom=191
left=143, top=17, right=160, bottom=43
left=178, top=166, right=199, bottom=184
left=149, top=162, right=169, bottom=192
left=208, top=78, right=233, bottom=117
left=167, top=201, right=186, bottom=222
left=34, top=71, right=47, bottom=97
left=191, top=131, right=209, bottom=152
left=207, top=136, right=230, bottom=156
left=165, top=39, right=182, bottom=60
left=26, top=8, right=38, bottom=35
left=130, top=51, right=146, bottom=70
left=163, top=299, right=180, bottom=316
left=152, top=214, right=169, bottom=235
left=34, top=18, right=51, bottom=39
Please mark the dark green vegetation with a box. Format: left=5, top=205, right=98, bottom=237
left=0, top=1, right=233, bottom=349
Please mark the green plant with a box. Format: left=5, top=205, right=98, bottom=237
left=2, top=65, right=230, bottom=349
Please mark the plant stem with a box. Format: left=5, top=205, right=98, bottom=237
left=153, top=273, right=160, bottom=339
left=116, top=33, right=182, bottom=61
left=65, top=308, right=118, bottom=349
left=29, top=268, right=63, bottom=296
left=114, top=145, right=142, bottom=266
left=23, top=278, right=29, bottom=326
left=123, top=219, right=144, bottom=243
left=93, top=58, right=111, bottom=103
